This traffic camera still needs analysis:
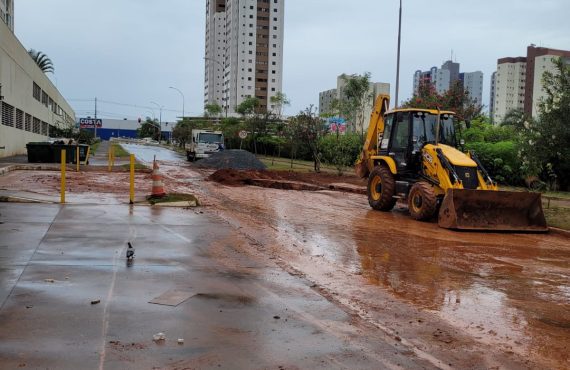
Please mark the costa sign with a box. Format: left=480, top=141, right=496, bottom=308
left=79, top=118, right=103, bottom=128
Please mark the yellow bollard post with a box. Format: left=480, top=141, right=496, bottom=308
left=129, top=154, right=135, bottom=204
left=76, top=145, right=80, bottom=172
left=108, top=145, right=112, bottom=172
left=60, top=149, right=66, bottom=204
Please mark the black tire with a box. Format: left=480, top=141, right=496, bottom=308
left=367, top=165, right=397, bottom=211
left=408, top=181, right=437, bottom=221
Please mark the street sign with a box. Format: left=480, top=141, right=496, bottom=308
left=79, top=118, right=103, bottom=128
left=238, top=130, right=248, bottom=139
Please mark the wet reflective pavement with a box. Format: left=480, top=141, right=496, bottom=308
left=2, top=143, right=569, bottom=369
left=0, top=203, right=436, bottom=369
left=120, top=143, right=186, bottom=164
left=205, top=181, right=570, bottom=369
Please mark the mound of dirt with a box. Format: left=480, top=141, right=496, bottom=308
left=208, top=169, right=276, bottom=186
left=196, top=150, right=266, bottom=170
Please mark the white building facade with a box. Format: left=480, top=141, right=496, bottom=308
left=0, top=0, right=13, bottom=31
left=319, top=74, right=390, bottom=134
left=0, top=15, right=75, bottom=157
left=204, top=0, right=285, bottom=115
left=492, top=57, right=526, bottom=124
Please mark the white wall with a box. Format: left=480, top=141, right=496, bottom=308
left=493, top=61, right=526, bottom=123
left=0, top=20, right=75, bottom=158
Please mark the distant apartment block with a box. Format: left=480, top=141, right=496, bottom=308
left=491, top=45, right=570, bottom=123
left=318, top=89, right=336, bottom=116
left=413, top=67, right=450, bottom=95
left=0, top=0, right=13, bottom=31
left=413, top=60, right=483, bottom=107
left=319, top=74, right=389, bottom=134
left=204, top=0, right=285, bottom=115
left=489, top=71, right=496, bottom=120
left=460, top=71, right=484, bottom=106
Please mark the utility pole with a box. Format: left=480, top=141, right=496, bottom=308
left=395, top=0, right=402, bottom=109
left=94, top=97, right=98, bottom=139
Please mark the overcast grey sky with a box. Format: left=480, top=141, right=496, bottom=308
left=14, top=0, right=570, bottom=122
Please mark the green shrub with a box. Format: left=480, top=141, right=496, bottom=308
left=466, top=141, right=522, bottom=185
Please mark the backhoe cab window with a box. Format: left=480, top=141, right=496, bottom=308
left=412, top=113, right=456, bottom=148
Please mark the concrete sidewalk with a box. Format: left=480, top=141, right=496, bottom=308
left=0, top=203, right=429, bottom=369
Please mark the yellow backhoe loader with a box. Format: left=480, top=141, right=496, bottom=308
left=355, top=94, right=547, bottom=232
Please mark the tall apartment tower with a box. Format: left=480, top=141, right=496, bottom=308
left=204, top=0, right=285, bottom=115
left=492, top=57, right=527, bottom=123
left=489, top=71, right=496, bottom=120
left=0, top=0, right=14, bottom=32
left=491, top=45, right=570, bottom=123
left=459, top=71, right=484, bottom=106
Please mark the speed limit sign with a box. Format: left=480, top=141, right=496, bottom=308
left=238, top=130, right=248, bottom=139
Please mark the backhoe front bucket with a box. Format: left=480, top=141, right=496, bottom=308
left=438, top=189, right=547, bottom=232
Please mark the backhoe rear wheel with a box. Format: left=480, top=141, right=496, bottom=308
left=367, top=165, right=396, bottom=211
left=408, top=181, right=437, bottom=221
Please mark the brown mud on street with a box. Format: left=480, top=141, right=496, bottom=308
left=1, top=160, right=569, bottom=369
left=192, top=167, right=570, bottom=369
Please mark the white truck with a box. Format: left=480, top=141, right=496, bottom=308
left=185, top=129, right=224, bottom=161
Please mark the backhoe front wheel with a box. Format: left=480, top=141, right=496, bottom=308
left=408, top=182, right=437, bottom=221
left=367, top=165, right=396, bottom=211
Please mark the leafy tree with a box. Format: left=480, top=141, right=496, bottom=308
left=515, top=58, right=570, bottom=190
left=137, top=117, right=160, bottom=141
left=319, top=133, right=362, bottom=175
left=28, top=49, right=54, bottom=73
left=338, top=73, right=373, bottom=137
left=403, top=80, right=483, bottom=123
left=288, top=106, right=327, bottom=172
left=204, top=103, right=222, bottom=118
left=236, top=97, right=275, bottom=154
left=270, top=92, right=290, bottom=119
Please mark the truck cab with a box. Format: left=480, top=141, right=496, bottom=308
left=185, top=129, right=224, bottom=161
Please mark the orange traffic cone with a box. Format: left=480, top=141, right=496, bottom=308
left=150, top=160, right=166, bottom=198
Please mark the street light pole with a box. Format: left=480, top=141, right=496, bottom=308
left=169, top=86, right=185, bottom=121
left=395, top=0, right=403, bottom=109
left=150, top=101, right=163, bottom=143
left=204, top=57, right=228, bottom=117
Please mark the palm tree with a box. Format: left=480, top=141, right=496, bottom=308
left=28, top=49, right=54, bottom=73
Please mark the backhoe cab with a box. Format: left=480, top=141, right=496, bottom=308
left=355, top=94, right=547, bottom=232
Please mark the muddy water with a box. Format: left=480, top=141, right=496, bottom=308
left=195, top=179, right=570, bottom=368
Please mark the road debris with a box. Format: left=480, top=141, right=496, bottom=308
left=153, top=332, right=166, bottom=342
left=44, top=278, right=55, bottom=283
left=91, top=299, right=100, bottom=305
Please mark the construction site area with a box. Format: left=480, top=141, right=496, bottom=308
left=0, top=142, right=569, bottom=370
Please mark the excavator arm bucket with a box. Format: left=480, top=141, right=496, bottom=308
left=438, top=189, right=548, bottom=232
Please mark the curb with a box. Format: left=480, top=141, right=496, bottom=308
left=0, top=195, right=55, bottom=204
left=0, top=164, right=59, bottom=176
left=549, top=227, right=570, bottom=237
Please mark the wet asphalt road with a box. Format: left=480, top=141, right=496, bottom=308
left=0, top=203, right=435, bottom=369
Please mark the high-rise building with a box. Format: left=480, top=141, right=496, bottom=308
left=0, top=0, right=14, bottom=32
left=524, top=45, right=570, bottom=117
left=413, top=67, right=450, bottom=95
left=492, top=57, right=527, bottom=123
left=491, top=45, right=570, bottom=123
left=459, top=71, right=484, bottom=106
left=204, top=0, right=285, bottom=115
left=441, top=60, right=460, bottom=84
left=318, top=74, right=390, bottom=134
left=489, top=71, right=496, bottom=120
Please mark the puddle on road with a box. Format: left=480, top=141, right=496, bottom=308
left=222, top=184, right=570, bottom=366
left=351, top=209, right=570, bottom=363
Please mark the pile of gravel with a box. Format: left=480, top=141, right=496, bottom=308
left=196, top=150, right=267, bottom=170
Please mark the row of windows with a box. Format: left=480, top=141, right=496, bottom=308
left=32, top=82, right=73, bottom=124
left=1, top=101, right=51, bottom=135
